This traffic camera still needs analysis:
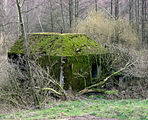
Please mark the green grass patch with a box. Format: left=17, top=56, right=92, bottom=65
left=1, top=98, right=148, bottom=120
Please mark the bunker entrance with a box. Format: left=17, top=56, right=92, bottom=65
left=92, top=63, right=100, bottom=79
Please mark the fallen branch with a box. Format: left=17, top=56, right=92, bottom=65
left=78, top=61, right=137, bottom=95
left=35, top=86, right=69, bottom=99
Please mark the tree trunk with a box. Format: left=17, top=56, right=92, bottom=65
left=49, top=0, right=54, bottom=32
left=76, top=0, right=79, bottom=18
left=69, top=0, right=73, bottom=28
left=141, top=0, right=146, bottom=45
left=129, top=0, right=134, bottom=24
left=60, top=0, right=65, bottom=31
left=144, top=0, right=147, bottom=20
left=95, top=0, right=97, bottom=12
left=137, top=0, right=140, bottom=22
left=134, top=0, right=139, bottom=33
left=115, top=0, right=119, bottom=19
left=74, top=0, right=79, bottom=26
left=15, top=0, right=40, bottom=109
left=16, top=0, right=25, bottom=37
left=3, top=0, right=8, bottom=15
left=37, top=15, right=44, bottom=32
left=137, top=0, right=140, bottom=33
left=111, top=0, right=113, bottom=15
left=25, top=1, right=30, bottom=33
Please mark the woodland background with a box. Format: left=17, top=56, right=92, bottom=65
left=0, top=0, right=148, bottom=110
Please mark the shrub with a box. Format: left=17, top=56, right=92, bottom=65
left=0, top=58, right=67, bottom=109
left=73, top=9, right=139, bottom=48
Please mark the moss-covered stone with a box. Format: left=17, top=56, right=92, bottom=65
left=8, top=33, right=110, bottom=91
left=8, top=33, right=106, bottom=56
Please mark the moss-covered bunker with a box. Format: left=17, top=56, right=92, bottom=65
left=8, top=33, right=111, bottom=91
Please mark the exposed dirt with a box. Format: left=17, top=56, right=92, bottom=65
left=59, top=115, right=118, bottom=120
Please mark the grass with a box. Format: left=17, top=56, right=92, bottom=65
left=0, top=96, right=148, bottom=120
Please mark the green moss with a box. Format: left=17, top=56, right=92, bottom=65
left=8, top=33, right=110, bottom=91
left=9, top=37, right=24, bottom=54
left=64, top=55, right=92, bottom=90
left=36, top=54, right=111, bottom=91
left=8, top=33, right=106, bottom=56
left=37, top=55, right=61, bottom=80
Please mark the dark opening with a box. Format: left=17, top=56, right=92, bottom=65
left=92, top=64, right=99, bottom=79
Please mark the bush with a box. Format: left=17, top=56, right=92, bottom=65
left=0, top=59, right=67, bottom=109
left=73, top=9, right=139, bottom=48
left=72, top=9, right=148, bottom=98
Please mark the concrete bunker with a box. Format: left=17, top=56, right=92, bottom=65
left=8, top=33, right=111, bottom=91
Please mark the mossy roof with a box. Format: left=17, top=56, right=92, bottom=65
left=8, top=33, right=107, bottom=56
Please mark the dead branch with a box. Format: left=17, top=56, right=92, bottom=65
left=78, top=61, right=137, bottom=95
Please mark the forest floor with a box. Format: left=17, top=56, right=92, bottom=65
left=0, top=41, right=148, bottom=120
left=0, top=96, right=148, bottom=120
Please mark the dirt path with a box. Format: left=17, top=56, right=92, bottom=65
left=59, top=115, right=118, bottom=120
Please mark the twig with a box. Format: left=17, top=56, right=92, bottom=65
left=78, top=60, right=137, bottom=95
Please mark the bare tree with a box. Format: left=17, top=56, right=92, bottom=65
left=60, top=0, right=65, bottom=31
left=69, top=0, right=73, bottom=28
left=115, top=0, right=119, bottom=19
left=49, top=0, right=54, bottom=32
left=141, top=0, right=146, bottom=45
left=111, top=0, right=113, bottom=15
left=15, top=0, right=40, bottom=108
left=74, top=0, right=79, bottom=24
left=129, top=0, right=133, bottom=24
left=95, top=0, right=97, bottom=12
